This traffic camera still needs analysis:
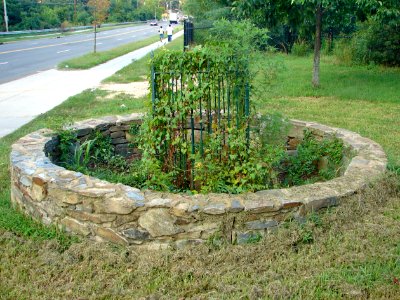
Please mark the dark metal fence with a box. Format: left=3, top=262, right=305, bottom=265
left=183, top=19, right=213, bottom=51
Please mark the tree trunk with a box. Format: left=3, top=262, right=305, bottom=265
left=94, top=23, right=97, bottom=53
left=312, top=2, right=322, bottom=87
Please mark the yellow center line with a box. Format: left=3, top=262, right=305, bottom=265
left=0, top=27, right=150, bottom=55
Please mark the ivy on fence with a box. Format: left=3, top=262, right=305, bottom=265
left=140, top=47, right=252, bottom=191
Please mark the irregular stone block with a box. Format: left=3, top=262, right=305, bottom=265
left=111, top=138, right=128, bottom=145
left=115, top=144, right=131, bottom=157
left=245, top=219, right=278, bottom=230
left=139, top=209, right=183, bottom=237
left=171, top=202, right=190, bottom=217
left=203, top=203, right=226, bottom=215
left=94, top=197, right=138, bottom=215
left=113, top=213, right=140, bottom=227
left=20, top=176, right=32, bottom=187
left=32, top=182, right=47, bottom=201
left=122, top=228, right=150, bottom=240
left=109, top=125, right=130, bottom=132
left=78, top=187, right=116, bottom=198
left=48, top=188, right=81, bottom=205
left=244, top=198, right=278, bottom=213
left=110, top=131, right=125, bottom=139
left=281, top=200, right=303, bottom=209
left=32, top=176, right=47, bottom=186
left=61, top=217, right=90, bottom=236
left=95, top=227, right=128, bottom=245
left=67, top=210, right=116, bottom=224
left=147, top=198, right=172, bottom=208
left=75, top=128, right=92, bottom=137
left=227, top=199, right=244, bottom=212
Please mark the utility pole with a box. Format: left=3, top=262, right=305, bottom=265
left=2, top=0, right=8, bottom=32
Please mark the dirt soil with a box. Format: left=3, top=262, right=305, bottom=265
left=100, top=81, right=149, bottom=99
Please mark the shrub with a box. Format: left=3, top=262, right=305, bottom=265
left=285, top=130, right=346, bottom=186
left=334, top=21, right=400, bottom=66
left=291, top=40, right=312, bottom=56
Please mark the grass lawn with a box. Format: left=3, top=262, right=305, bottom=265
left=0, top=43, right=399, bottom=299
left=58, top=26, right=183, bottom=70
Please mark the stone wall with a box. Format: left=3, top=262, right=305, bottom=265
left=10, top=113, right=387, bottom=249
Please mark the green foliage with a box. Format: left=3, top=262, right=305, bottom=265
left=57, top=129, right=77, bottom=165
left=140, top=46, right=259, bottom=192
left=57, top=129, right=113, bottom=171
left=253, top=113, right=291, bottom=147
left=205, top=19, right=270, bottom=54
left=285, top=130, right=346, bottom=186
left=291, top=40, right=312, bottom=56
left=2, top=0, right=166, bottom=30
left=351, top=21, right=400, bottom=66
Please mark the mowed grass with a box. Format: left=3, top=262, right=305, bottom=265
left=58, top=26, right=182, bottom=70
left=1, top=45, right=399, bottom=298
left=104, top=34, right=183, bottom=83
left=253, top=53, right=400, bottom=171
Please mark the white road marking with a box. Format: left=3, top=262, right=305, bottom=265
left=117, top=38, right=124, bottom=41
left=57, top=49, right=71, bottom=53
left=0, top=27, right=150, bottom=55
left=97, top=43, right=103, bottom=45
left=0, top=62, right=8, bottom=65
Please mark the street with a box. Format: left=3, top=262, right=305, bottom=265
left=0, top=23, right=166, bottom=84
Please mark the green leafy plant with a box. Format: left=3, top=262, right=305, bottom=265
left=285, top=130, right=346, bottom=186
left=73, top=138, right=96, bottom=171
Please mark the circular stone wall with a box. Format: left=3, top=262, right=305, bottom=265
left=10, top=113, right=387, bottom=249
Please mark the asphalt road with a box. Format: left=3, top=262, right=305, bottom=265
left=0, top=23, right=167, bottom=84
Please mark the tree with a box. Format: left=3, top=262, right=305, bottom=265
left=87, top=0, right=110, bottom=53
left=291, top=0, right=359, bottom=87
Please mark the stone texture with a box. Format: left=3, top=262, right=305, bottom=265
left=147, top=198, right=172, bottom=208
left=94, top=197, right=138, bottom=215
left=245, top=219, right=278, bottom=230
left=110, top=125, right=131, bottom=132
left=9, top=114, right=388, bottom=249
left=113, top=213, right=140, bottom=227
left=227, top=199, right=245, bottom=212
left=67, top=210, right=116, bottom=224
left=31, top=180, right=47, bottom=201
left=61, top=217, right=90, bottom=236
left=138, top=209, right=183, bottom=237
left=121, top=228, right=150, bottom=240
left=95, top=227, right=128, bottom=245
left=203, top=202, right=226, bottom=215
left=48, top=188, right=81, bottom=205
left=244, top=198, right=278, bottom=213
left=111, top=138, right=128, bottom=145
left=171, top=202, right=190, bottom=217
left=20, top=176, right=32, bottom=187
left=110, top=131, right=125, bottom=139
left=115, top=144, right=130, bottom=157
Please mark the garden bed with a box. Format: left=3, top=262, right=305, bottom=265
left=10, top=113, right=387, bottom=249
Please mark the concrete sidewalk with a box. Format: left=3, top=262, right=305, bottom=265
left=0, top=31, right=183, bottom=138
